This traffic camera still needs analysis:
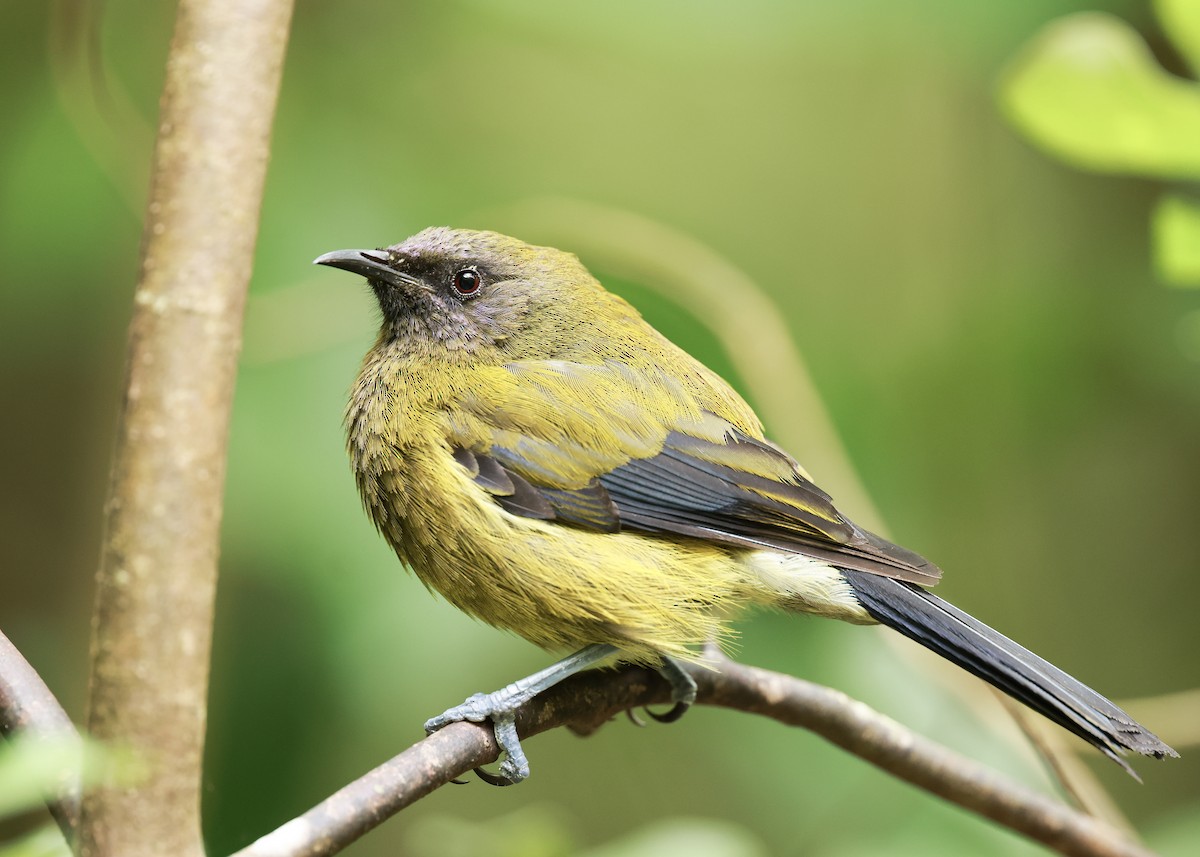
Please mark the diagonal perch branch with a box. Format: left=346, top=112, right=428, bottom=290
left=235, top=655, right=1155, bottom=857
left=0, top=628, right=80, bottom=843
left=0, top=627, right=1155, bottom=857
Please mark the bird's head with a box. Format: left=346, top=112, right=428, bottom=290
left=316, top=227, right=603, bottom=359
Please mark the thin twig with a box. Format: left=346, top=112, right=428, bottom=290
left=0, top=628, right=80, bottom=842
left=234, top=657, right=1153, bottom=857
left=78, top=1, right=294, bottom=856
left=996, top=694, right=1134, bottom=832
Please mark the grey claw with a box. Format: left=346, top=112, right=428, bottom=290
left=473, top=765, right=514, bottom=786
left=645, top=700, right=691, bottom=723
left=489, top=716, right=529, bottom=784
left=470, top=715, right=529, bottom=785
left=425, top=692, right=491, bottom=734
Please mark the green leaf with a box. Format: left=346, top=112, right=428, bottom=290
left=1000, top=13, right=1200, bottom=178
left=0, top=734, right=140, bottom=820
left=0, top=826, right=70, bottom=857
left=1154, top=193, right=1200, bottom=286
left=1157, top=0, right=1200, bottom=78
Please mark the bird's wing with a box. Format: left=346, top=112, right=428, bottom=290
left=446, top=360, right=940, bottom=585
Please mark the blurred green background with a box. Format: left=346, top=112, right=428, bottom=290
left=2, top=1, right=1198, bottom=855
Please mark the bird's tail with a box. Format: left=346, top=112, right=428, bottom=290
left=843, top=570, right=1177, bottom=776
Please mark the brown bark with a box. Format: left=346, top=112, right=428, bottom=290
left=78, top=1, right=294, bottom=854
left=0, top=629, right=79, bottom=842
left=235, top=656, right=1156, bottom=857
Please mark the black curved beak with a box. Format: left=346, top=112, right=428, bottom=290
left=313, top=249, right=427, bottom=290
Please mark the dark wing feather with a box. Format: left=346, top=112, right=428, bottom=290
left=448, top=360, right=940, bottom=584
left=598, top=431, right=938, bottom=582
left=458, top=449, right=556, bottom=520
left=455, top=447, right=619, bottom=531
left=538, top=483, right=621, bottom=532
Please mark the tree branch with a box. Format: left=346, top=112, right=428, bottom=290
left=0, top=628, right=80, bottom=843
left=78, top=1, right=294, bottom=855
left=235, top=656, right=1153, bottom=857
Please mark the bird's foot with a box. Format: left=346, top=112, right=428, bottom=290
left=640, top=656, right=697, bottom=724
left=425, top=690, right=532, bottom=785
left=422, top=644, right=620, bottom=785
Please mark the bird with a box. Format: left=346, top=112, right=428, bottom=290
left=314, top=227, right=1175, bottom=785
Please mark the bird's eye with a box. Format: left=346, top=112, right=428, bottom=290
left=451, top=268, right=482, bottom=298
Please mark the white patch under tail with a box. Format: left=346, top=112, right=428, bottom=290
left=746, top=551, right=875, bottom=625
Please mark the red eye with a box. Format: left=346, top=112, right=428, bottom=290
left=452, top=268, right=481, bottom=297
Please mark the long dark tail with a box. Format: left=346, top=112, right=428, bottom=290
left=844, top=571, right=1177, bottom=776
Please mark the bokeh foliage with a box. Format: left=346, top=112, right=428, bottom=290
left=1001, top=0, right=1200, bottom=286
left=1, top=1, right=1197, bottom=855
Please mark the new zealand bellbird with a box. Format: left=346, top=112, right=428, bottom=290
left=315, top=228, right=1174, bottom=784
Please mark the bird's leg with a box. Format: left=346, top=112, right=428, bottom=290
left=644, top=655, right=697, bottom=724
left=425, top=643, right=618, bottom=785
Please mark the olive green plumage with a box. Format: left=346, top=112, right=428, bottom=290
left=342, top=228, right=903, bottom=661
left=318, top=227, right=1173, bottom=775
